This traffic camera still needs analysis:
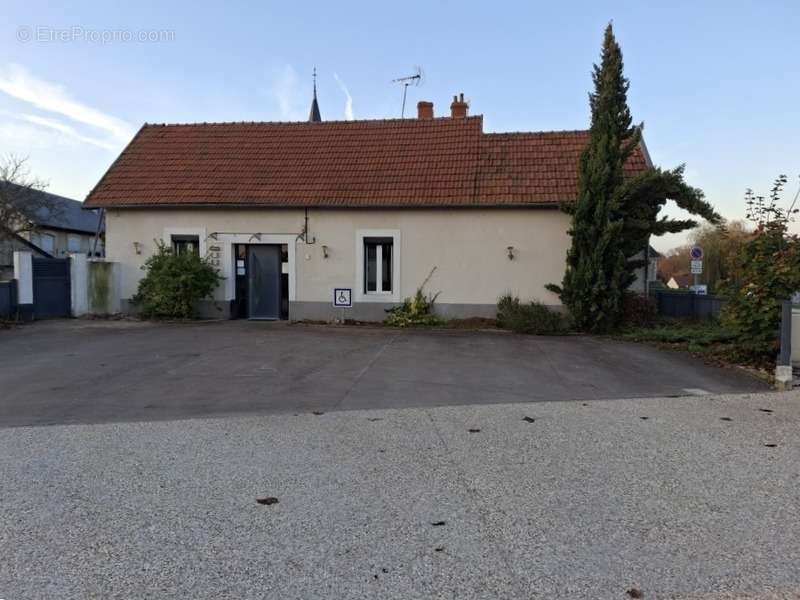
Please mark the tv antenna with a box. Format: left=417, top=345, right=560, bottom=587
left=392, top=66, right=424, bottom=118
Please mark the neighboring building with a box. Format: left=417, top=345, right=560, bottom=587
left=1, top=183, right=103, bottom=260
left=667, top=273, right=693, bottom=289
left=84, top=93, right=651, bottom=320
left=629, top=245, right=662, bottom=294
left=0, top=230, right=49, bottom=281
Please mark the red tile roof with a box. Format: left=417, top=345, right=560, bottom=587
left=84, top=116, right=649, bottom=208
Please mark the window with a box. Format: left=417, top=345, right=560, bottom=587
left=39, top=233, right=55, bottom=254
left=67, top=234, right=81, bottom=253
left=172, top=234, right=199, bottom=255
left=363, top=237, right=393, bottom=294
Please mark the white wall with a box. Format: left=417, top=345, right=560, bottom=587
left=69, top=253, right=89, bottom=316
left=105, top=208, right=572, bottom=308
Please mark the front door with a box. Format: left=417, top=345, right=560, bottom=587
left=247, top=245, right=281, bottom=320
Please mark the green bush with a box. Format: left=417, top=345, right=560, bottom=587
left=718, top=222, right=800, bottom=360
left=384, top=287, right=443, bottom=327
left=717, top=175, right=800, bottom=361
left=132, top=241, right=221, bottom=319
left=496, top=294, right=569, bottom=335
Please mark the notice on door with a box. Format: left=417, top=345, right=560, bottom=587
left=333, top=288, right=352, bottom=308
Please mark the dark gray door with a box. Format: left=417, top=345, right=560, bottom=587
left=32, top=258, right=71, bottom=319
left=247, top=245, right=281, bottom=320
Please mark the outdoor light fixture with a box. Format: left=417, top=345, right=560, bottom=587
left=322, top=245, right=329, bottom=259
left=208, top=232, right=218, bottom=241
left=507, top=246, right=515, bottom=260
left=133, top=241, right=142, bottom=255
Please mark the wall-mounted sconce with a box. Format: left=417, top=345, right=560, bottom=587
left=322, top=245, right=329, bottom=259
left=248, top=233, right=262, bottom=242
left=208, top=232, right=218, bottom=241
left=507, top=246, right=515, bottom=260
left=133, top=241, right=142, bottom=255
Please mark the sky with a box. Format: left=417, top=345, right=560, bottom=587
left=1, top=0, right=798, bottom=252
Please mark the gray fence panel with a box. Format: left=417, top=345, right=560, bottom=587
left=655, top=291, right=726, bottom=319
left=0, top=279, right=17, bottom=318
left=32, top=258, right=71, bottom=319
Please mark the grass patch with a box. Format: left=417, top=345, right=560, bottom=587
left=618, top=319, right=773, bottom=371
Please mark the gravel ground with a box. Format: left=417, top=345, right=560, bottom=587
left=1, top=391, right=799, bottom=600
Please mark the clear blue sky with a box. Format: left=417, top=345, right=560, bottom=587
left=2, top=0, right=798, bottom=251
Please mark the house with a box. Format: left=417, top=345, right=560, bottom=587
left=0, top=230, right=49, bottom=281
left=667, top=273, right=693, bottom=289
left=1, top=183, right=103, bottom=259
left=83, top=93, right=651, bottom=320
left=633, top=245, right=661, bottom=290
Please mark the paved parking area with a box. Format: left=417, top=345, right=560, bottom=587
left=0, top=319, right=768, bottom=427
left=1, top=391, right=798, bottom=599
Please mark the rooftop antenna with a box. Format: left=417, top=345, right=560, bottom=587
left=392, top=66, right=424, bottom=118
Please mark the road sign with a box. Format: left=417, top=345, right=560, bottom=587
left=690, top=246, right=703, bottom=260
left=691, top=260, right=703, bottom=274
left=690, top=284, right=708, bottom=295
left=333, top=288, right=352, bottom=308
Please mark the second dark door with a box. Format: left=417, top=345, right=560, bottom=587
left=247, top=245, right=281, bottom=320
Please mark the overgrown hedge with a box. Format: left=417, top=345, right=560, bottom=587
left=132, top=242, right=221, bottom=319
left=496, top=294, right=569, bottom=335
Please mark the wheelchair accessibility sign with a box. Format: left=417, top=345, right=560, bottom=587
left=333, top=288, right=352, bottom=308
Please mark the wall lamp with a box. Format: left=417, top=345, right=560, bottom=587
left=507, top=246, right=515, bottom=260
left=133, top=241, right=142, bottom=255
left=322, top=245, right=329, bottom=259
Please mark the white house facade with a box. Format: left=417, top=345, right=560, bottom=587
left=85, top=95, right=651, bottom=321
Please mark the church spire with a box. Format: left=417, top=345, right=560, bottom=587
left=308, top=67, right=321, bottom=122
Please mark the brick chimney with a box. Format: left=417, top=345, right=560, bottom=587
left=417, top=101, right=434, bottom=119
left=450, top=93, right=468, bottom=118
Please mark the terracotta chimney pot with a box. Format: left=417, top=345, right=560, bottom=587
left=450, top=93, right=468, bottom=118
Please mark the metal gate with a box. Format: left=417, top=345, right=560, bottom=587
left=32, top=257, right=71, bottom=319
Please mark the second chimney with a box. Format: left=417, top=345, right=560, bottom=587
left=417, top=101, right=434, bottom=119
left=450, top=93, right=468, bottom=118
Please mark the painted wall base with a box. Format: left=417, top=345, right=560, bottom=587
left=120, top=298, right=232, bottom=320
left=289, top=301, right=398, bottom=322
left=289, top=301, right=513, bottom=322
left=118, top=298, right=564, bottom=323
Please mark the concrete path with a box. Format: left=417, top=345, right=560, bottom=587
left=1, top=391, right=798, bottom=599
left=0, top=320, right=767, bottom=427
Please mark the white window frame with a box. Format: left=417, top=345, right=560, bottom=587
left=163, top=227, right=207, bottom=257
left=355, top=229, right=400, bottom=303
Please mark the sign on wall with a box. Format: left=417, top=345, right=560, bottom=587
left=333, top=288, right=352, bottom=308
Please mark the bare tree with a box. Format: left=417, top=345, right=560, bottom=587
left=0, top=155, right=62, bottom=237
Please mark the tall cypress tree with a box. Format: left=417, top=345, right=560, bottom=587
left=549, top=24, right=720, bottom=332
left=551, top=24, right=638, bottom=332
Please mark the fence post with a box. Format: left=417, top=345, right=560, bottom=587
left=775, top=299, right=793, bottom=390
left=12, top=251, right=34, bottom=320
